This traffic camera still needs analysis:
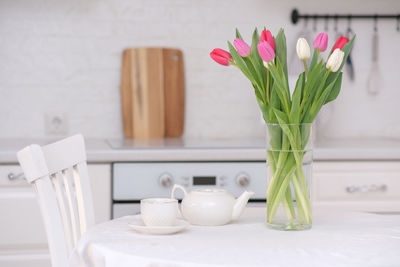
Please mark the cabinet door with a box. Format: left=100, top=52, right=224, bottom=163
left=0, top=164, right=111, bottom=267
left=88, top=164, right=111, bottom=223
left=313, top=161, right=400, bottom=211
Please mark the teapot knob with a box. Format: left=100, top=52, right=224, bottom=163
left=159, top=173, right=174, bottom=188
left=236, top=173, right=250, bottom=187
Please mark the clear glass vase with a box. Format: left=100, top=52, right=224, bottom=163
left=265, top=123, right=313, bottom=231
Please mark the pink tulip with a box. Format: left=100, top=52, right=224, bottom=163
left=233, top=38, right=251, bottom=57
left=260, top=30, right=276, bottom=51
left=210, top=48, right=232, bottom=66
left=313, top=33, right=328, bottom=52
left=257, top=41, right=275, bottom=64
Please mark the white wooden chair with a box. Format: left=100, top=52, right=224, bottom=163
left=17, top=134, right=95, bottom=267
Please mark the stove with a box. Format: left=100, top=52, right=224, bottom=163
left=109, top=138, right=267, bottom=218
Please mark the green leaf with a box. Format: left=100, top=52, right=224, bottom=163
left=272, top=108, right=289, bottom=124
left=235, top=28, right=243, bottom=39
left=249, top=28, right=267, bottom=92
left=269, top=85, right=281, bottom=122
left=272, top=108, right=297, bottom=147
left=304, top=78, right=337, bottom=122
left=289, top=72, right=305, bottom=123
left=302, top=60, right=323, bottom=100
left=274, top=29, right=288, bottom=80
left=243, top=57, right=264, bottom=91
left=255, top=95, right=268, bottom=122
left=269, top=63, right=290, bottom=114
left=325, top=72, right=343, bottom=104
left=267, top=121, right=282, bottom=150
left=309, top=49, right=319, bottom=71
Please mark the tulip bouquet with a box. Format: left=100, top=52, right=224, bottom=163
left=210, top=28, right=355, bottom=229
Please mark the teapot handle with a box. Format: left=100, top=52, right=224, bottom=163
left=171, top=184, right=187, bottom=199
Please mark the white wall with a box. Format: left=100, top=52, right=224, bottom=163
left=0, top=0, right=399, bottom=140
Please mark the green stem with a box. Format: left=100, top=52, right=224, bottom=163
left=270, top=150, right=296, bottom=220
left=267, top=137, right=289, bottom=217
left=303, top=60, right=309, bottom=79
left=292, top=174, right=311, bottom=224
left=283, top=186, right=296, bottom=220
left=268, top=158, right=297, bottom=223
left=266, top=71, right=270, bottom=105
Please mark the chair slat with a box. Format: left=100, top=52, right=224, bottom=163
left=61, top=169, right=79, bottom=245
left=75, top=162, right=95, bottom=231
left=73, top=165, right=86, bottom=235
left=33, top=177, right=70, bottom=267
left=51, top=172, right=74, bottom=252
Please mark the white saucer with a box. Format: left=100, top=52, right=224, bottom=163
left=128, top=217, right=189, bottom=235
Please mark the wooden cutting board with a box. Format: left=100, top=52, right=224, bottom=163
left=121, top=48, right=184, bottom=138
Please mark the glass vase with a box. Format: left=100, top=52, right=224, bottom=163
left=265, top=123, right=313, bottom=231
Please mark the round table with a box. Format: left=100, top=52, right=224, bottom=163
left=69, top=206, right=400, bottom=267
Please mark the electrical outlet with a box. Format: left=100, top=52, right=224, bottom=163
left=45, top=113, right=69, bottom=135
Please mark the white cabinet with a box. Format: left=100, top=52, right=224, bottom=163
left=313, top=161, right=400, bottom=211
left=0, top=164, right=111, bottom=267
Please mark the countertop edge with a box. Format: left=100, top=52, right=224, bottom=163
left=1, top=147, right=400, bottom=164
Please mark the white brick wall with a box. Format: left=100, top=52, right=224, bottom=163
left=0, top=0, right=399, bottom=140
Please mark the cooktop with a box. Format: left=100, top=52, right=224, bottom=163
left=107, top=138, right=266, bottom=150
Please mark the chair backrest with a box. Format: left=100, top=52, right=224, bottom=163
left=17, top=134, right=95, bottom=267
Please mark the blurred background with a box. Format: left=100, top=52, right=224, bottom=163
left=1, top=0, right=399, bottom=142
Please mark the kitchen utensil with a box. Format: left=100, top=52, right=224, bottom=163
left=289, top=19, right=313, bottom=76
left=367, top=24, right=381, bottom=95
left=128, top=217, right=188, bottom=235
left=345, top=20, right=355, bottom=81
left=121, top=48, right=185, bottom=139
left=171, top=184, right=254, bottom=226
left=140, top=198, right=178, bottom=226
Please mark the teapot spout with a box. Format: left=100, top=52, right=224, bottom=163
left=232, top=191, right=255, bottom=220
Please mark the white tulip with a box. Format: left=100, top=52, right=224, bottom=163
left=296, top=38, right=311, bottom=60
left=326, top=48, right=345, bottom=72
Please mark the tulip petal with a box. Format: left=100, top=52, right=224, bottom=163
left=313, top=33, right=328, bottom=52
left=260, top=30, right=276, bottom=51
left=331, top=36, right=350, bottom=53
left=257, top=41, right=275, bottom=63
left=210, top=48, right=232, bottom=66
left=233, top=38, right=251, bottom=57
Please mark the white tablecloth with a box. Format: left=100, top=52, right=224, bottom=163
left=69, top=207, right=400, bottom=267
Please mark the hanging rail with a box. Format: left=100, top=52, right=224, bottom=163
left=291, top=8, right=400, bottom=24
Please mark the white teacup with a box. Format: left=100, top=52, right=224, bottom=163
left=140, top=198, right=178, bottom=227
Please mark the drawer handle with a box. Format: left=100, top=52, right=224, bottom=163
left=8, top=172, right=25, bottom=181
left=346, top=184, right=387, bottom=193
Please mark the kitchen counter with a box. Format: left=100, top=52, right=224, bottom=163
left=0, top=137, right=400, bottom=164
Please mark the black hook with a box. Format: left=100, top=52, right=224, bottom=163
left=374, top=14, right=378, bottom=32
left=397, top=15, right=400, bottom=32
left=324, top=16, right=329, bottom=31
left=313, top=15, right=317, bottom=31
left=334, top=15, right=338, bottom=32
left=347, top=15, right=354, bottom=36
left=347, top=15, right=352, bottom=30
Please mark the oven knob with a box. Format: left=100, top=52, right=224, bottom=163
left=159, top=173, right=174, bottom=188
left=236, top=173, right=250, bottom=187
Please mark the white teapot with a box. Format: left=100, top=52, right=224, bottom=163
left=171, top=184, right=254, bottom=226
